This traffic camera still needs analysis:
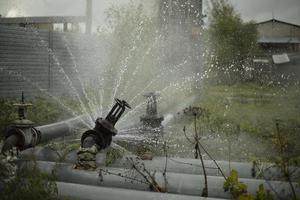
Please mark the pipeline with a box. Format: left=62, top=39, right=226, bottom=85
left=19, top=161, right=300, bottom=199
left=19, top=147, right=300, bottom=182
left=1, top=95, right=130, bottom=155
left=1, top=114, right=90, bottom=153
left=110, top=155, right=300, bottom=182
left=56, top=182, right=220, bottom=200
left=36, top=115, right=90, bottom=144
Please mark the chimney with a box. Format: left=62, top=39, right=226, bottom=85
left=86, top=0, right=92, bottom=34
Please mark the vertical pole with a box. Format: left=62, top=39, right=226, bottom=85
left=86, top=0, right=92, bottom=34
left=63, top=23, right=68, bottom=32
left=48, top=31, right=53, bottom=91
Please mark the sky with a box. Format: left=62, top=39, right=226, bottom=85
left=0, top=0, right=299, bottom=29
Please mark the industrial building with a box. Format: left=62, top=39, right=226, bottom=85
left=0, top=16, right=86, bottom=32
left=0, top=0, right=92, bottom=33
left=256, top=19, right=300, bottom=54
left=255, top=19, right=300, bottom=78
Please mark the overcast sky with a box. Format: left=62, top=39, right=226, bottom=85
left=0, top=0, right=299, bottom=28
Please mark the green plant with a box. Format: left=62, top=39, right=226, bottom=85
left=0, top=99, right=17, bottom=139
left=0, top=163, right=58, bottom=200
left=224, top=170, right=274, bottom=200
left=105, top=147, right=123, bottom=166
left=256, top=184, right=273, bottom=200
left=270, top=121, right=298, bottom=199
left=224, top=170, right=249, bottom=198
left=240, top=121, right=260, bottom=135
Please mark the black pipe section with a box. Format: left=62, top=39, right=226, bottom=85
left=81, top=98, right=130, bottom=150
left=1, top=104, right=88, bottom=154
left=1, top=115, right=91, bottom=154
left=1, top=112, right=90, bottom=154
left=1, top=134, right=21, bottom=153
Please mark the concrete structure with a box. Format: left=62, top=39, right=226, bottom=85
left=257, top=19, right=300, bottom=54
left=0, top=16, right=86, bottom=32
left=85, top=0, right=93, bottom=34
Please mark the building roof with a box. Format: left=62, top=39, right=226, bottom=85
left=0, top=16, right=86, bottom=24
left=258, top=36, right=300, bottom=44
left=257, top=18, right=300, bottom=28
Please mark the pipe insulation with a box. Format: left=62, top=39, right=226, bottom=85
left=20, top=147, right=300, bottom=182
left=19, top=161, right=300, bottom=199
left=56, top=182, right=222, bottom=200
left=111, top=155, right=300, bottom=182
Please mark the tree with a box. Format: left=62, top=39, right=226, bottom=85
left=205, top=0, right=259, bottom=85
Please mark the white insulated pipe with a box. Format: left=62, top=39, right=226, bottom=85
left=20, top=147, right=300, bottom=182
left=57, top=182, right=222, bottom=200
left=19, top=161, right=300, bottom=199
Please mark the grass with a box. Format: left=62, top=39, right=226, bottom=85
left=157, top=82, right=300, bottom=161
left=196, top=83, right=300, bottom=137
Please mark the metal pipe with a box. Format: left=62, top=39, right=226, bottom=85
left=1, top=114, right=90, bottom=154
left=110, top=155, right=300, bottom=182
left=57, top=182, right=220, bottom=200
left=19, top=161, right=300, bottom=199
left=36, top=114, right=90, bottom=144
left=19, top=148, right=300, bottom=182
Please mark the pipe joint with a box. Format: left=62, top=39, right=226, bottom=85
left=2, top=125, right=41, bottom=153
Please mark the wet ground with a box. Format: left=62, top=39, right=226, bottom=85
left=115, top=124, right=276, bottom=162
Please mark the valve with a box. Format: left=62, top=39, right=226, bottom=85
left=76, top=98, right=130, bottom=170
left=1, top=92, right=40, bottom=154
left=80, top=98, right=131, bottom=150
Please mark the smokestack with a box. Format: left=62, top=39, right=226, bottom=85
left=85, top=0, right=92, bottom=34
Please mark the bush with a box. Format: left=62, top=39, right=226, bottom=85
left=0, top=162, right=58, bottom=200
